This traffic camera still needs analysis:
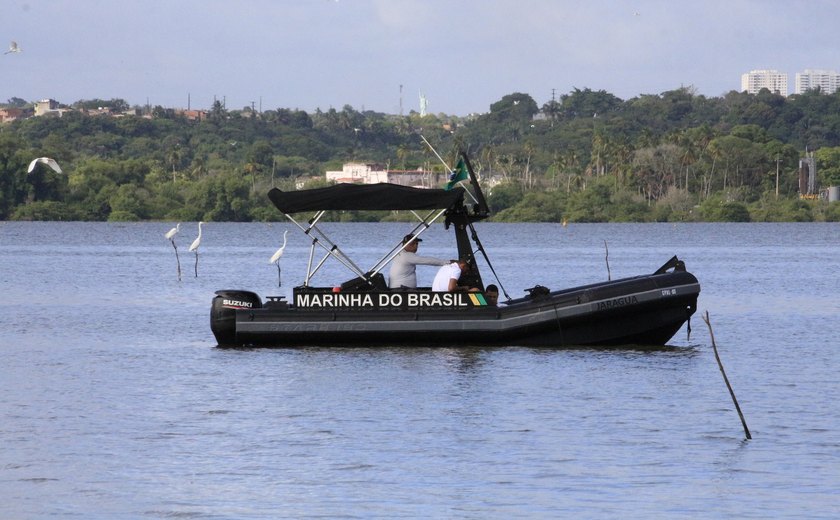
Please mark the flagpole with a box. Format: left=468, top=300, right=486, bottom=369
left=420, top=135, right=479, bottom=205
left=420, top=135, right=450, bottom=172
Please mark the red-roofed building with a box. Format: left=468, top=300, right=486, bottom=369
left=0, top=107, right=25, bottom=123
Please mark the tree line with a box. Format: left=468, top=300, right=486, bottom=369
left=2, top=86, right=840, bottom=223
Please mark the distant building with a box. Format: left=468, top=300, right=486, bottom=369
left=795, top=69, right=840, bottom=94
left=0, top=107, right=25, bottom=123
left=34, top=99, right=69, bottom=117
left=85, top=106, right=116, bottom=116
left=326, top=162, right=444, bottom=188
left=174, top=109, right=207, bottom=121
left=741, top=69, right=789, bottom=96
left=799, top=152, right=818, bottom=198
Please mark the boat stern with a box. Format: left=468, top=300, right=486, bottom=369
left=211, top=290, right=262, bottom=346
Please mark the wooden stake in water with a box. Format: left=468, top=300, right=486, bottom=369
left=170, top=239, right=181, bottom=282
left=702, top=311, right=752, bottom=440
left=604, top=240, right=611, bottom=280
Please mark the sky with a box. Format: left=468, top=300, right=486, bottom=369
left=2, top=0, right=839, bottom=116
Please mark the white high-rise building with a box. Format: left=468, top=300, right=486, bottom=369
left=795, top=69, right=840, bottom=94
left=741, top=69, right=789, bottom=96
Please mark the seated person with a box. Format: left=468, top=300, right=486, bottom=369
left=389, top=234, right=449, bottom=289
left=432, top=258, right=479, bottom=292
left=484, top=284, right=499, bottom=306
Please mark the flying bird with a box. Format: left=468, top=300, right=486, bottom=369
left=27, top=157, right=63, bottom=174
left=189, top=221, right=204, bottom=277
left=4, top=41, right=21, bottom=54
left=269, top=230, right=289, bottom=286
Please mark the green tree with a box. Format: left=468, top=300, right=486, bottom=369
left=4, top=97, right=29, bottom=108
left=185, top=171, right=252, bottom=221
left=0, top=133, right=29, bottom=218
left=109, top=184, right=151, bottom=220
left=699, top=195, right=751, bottom=222
left=493, top=191, right=564, bottom=222
left=561, top=88, right=622, bottom=119
left=565, top=180, right=613, bottom=222
left=814, top=146, right=840, bottom=186
left=487, top=181, right=524, bottom=214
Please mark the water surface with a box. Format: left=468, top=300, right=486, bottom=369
left=2, top=222, right=838, bottom=518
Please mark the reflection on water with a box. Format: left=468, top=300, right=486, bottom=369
left=1, top=222, right=839, bottom=518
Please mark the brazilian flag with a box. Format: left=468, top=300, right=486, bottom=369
left=445, top=158, right=469, bottom=191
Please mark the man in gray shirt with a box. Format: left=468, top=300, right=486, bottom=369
left=388, top=234, right=449, bottom=289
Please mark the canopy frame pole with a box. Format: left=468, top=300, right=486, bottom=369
left=366, top=207, right=448, bottom=277
left=285, top=210, right=369, bottom=286
left=304, top=210, right=367, bottom=276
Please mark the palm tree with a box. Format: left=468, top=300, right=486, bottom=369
left=190, top=156, right=206, bottom=180
left=522, top=142, right=535, bottom=188
left=167, top=147, right=180, bottom=183
left=396, top=145, right=409, bottom=170
left=480, top=146, right=495, bottom=178
left=244, top=162, right=260, bottom=193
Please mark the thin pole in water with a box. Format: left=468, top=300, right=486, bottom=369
left=171, top=239, right=181, bottom=282
left=604, top=240, right=611, bottom=280
left=702, top=311, right=752, bottom=440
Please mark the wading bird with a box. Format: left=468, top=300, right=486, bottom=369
left=269, top=230, right=288, bottom=286
left=189, top=221, right=204, bottom=277
left=164, top=223, right=182, bottom=281
left=164, top=223, right=180, bottom=240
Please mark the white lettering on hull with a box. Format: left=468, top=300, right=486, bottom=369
left=294, top=291, right=472, bottom=309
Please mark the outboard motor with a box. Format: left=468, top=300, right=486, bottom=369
left=211, top=290, right=262, bottom=346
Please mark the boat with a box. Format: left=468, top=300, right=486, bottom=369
left=211, top=152, right=700, bottom=348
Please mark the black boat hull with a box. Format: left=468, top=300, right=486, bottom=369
left=211, top=271, right=699, bottom=348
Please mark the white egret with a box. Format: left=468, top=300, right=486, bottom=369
left=164, top=222, right=180, bottom=240
left=27, top=157, right=63, bottom=174
left=164, top=223, right=182, bottom=281
left=269, top=230, right=288, bottom=286
left=189, top=221, right=203, bottom=251
left=4, top=41, right=21, bottom=55
left=189, top=221, right=204, bottom=277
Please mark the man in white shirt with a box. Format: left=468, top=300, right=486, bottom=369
left=432, top=258, right=478, bottom=292
left=388, top=234, right=449, bottom=289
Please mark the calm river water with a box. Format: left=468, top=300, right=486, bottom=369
left=2, top=221, right=838, bottom=518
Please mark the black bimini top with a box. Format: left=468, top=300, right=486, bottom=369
left=268, top=184, right=465, bottom=214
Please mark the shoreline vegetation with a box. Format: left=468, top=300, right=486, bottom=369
left=3, top=87, right=840, bottom=223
